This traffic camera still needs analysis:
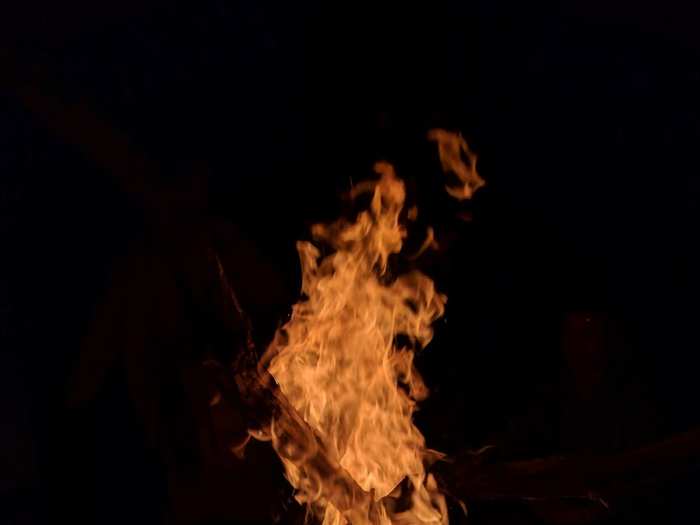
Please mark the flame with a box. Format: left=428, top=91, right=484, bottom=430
left=259, top=160, right=449, bottom=524
left=427, top=129, right=484, bottom=200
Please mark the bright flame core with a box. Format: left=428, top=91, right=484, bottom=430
left=262, top=161, right=448, bottom=524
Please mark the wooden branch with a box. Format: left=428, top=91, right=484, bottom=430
left=438, top=427, right=700, bottom=517
left=1, top=52, right=208, bottom=223
left=16, top=89, right=163, bottom=206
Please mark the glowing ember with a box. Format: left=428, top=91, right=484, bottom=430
left=253, top=130, right=481, bottom=524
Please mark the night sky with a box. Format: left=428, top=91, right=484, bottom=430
left=2, top=1, right=700, bottom=523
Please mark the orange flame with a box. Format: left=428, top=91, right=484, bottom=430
left=249, top=130, right=484, bottom=523
left=258, top=160, right=449, bottom=524
left=427, top=129, right=484, bottom=200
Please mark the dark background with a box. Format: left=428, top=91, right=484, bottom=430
left=2, top=0, right=700, bottom=523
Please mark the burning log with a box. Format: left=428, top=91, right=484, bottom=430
left=198, top=256, right=375, bottom=516
left=228, top=357, right=374, bottom=514
left=436, top=427, right=700, bottom=523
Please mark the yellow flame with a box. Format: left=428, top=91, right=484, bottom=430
left=260, top=160, right=449, bottom=524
